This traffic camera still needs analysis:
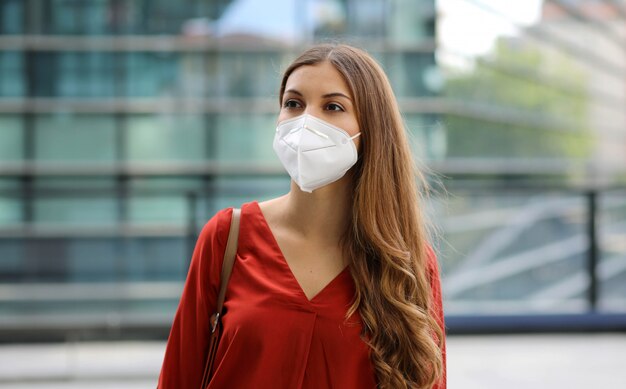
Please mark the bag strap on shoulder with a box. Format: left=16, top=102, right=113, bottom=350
left=199, top=208, right=241, bottom=389
left=214, top=208, right=241, bottom=322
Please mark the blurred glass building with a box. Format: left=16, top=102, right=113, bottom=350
left=0, top=0, right=441, bottom=340
left=434, top=0, right=626, bottom=330
left=0, top=0, right=624, bottom=340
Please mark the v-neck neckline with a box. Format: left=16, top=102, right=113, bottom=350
left=250, top=201, right=350, bottom=304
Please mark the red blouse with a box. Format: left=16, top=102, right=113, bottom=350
left=158, top=201, right=446, bottom=388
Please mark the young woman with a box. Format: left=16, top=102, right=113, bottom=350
left=158, top=44, right=446, bottom=389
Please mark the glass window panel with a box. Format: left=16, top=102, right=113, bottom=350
left=31, top=52, right=57, bottom=97
left=0, top=52, right=24, bottom=97
left=206, top=51, right=282, bottom=98
left=59, top=52, right=117, bottom=97
left=179, top=54, right=206, bottom=98
left=83, top=0, right=110, bottom=35
left=126, top=53, right=179, bottom=97
left=0, top=178, right=20, bottom=190
left=0, top=0, right=23, bottom=34
left=34, top=198, right=117, bottom=226
left=213, top=113, right=277, bottom=163
left=345, top=0, right=386, bottom=39
left=128, top=178, right=205, bottom=225
left=388, top=0, right=435, bottom=44
left=0, top=201, right=21, bottom=225
left=128, top=196, right=187, bottom=225
left=212, top=52, right=283, bottom=98
left=0, top=237, right=188, bottom=284
left=32, top=179, right=117, bottom=227
left=50, top=0, right=110, bottom=35
left=125, top=237, right=187, bottom=281
left=50, top=0, right=81, bottom=34
left=10, top=238, right=105, bottom=282
left=0, top=240, right=22, bottom=282
left=126, top=114, right=205, bottom=161
left=0, top=115, right=24, bottom=161
left=66, top=238, right=120, bottom=281
left=32, top=52, right=117, bottom=97
left=387, top=52, right=436, bottom=97
left=0, top=178, right=21, bottom=225
left=134, top=0, right=213, bottom=35
left=20, top=238, right=71, bottom=281
left=599, top=190, right=626, bottom=313
left=34, top=114, right=116, bottom=161
left=438, top=192, right=589, bottom=314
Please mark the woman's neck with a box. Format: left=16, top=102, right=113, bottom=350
left=281, top=177, right=353, bottom=246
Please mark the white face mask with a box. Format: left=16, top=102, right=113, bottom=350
left=273, top=114, right=361, bottom=193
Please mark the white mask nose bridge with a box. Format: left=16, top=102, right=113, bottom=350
left=303, top=124, right=330, bottom=139
left=302, top=123, right=360, bottom=142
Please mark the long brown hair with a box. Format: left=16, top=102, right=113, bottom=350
left=279, top=44, right=444, bottom=388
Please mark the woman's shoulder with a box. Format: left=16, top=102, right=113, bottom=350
left=196, top=207, right=235, bottom=248
left=196, top=200, right=265, bottom=245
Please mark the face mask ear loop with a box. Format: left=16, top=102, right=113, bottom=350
left=350, top=133, right=362, bottom=140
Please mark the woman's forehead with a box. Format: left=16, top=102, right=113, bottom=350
left=284, top=62, right=352, bottom=97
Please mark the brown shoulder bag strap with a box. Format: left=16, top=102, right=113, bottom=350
left=214, top=207, right=241, bottom=324
left=200, top=207, right=241, bottom=388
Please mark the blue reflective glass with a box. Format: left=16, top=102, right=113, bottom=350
left=50, top=0, right=110, bottom=35
left=387, top=52, right=436, bottom=97
left=211, top=52, right=283, bottom=97
left=128, top=196, right=188, bottom=225
left=31, top=53, right=117, bottom=97
left=388, top=0, right=435, bottom=43
left=126, top=114, right=206, bottom=161
left=126, top=53, right=179, bottom=97
left=0, top=115, right=24, bottom=161
left=34, top=114, right=117, bottom=161
left=213, top=113, right=277, bottom=163
left=0, top=0, right=23, bottom=34
left=34, top=198, right=118, bottom=226
left=0, top=52, right=24, bottom=97
left=0, top=237, right=187, bottom=283
left=125, top=237, right=188, bottom=281
left=599, top=191, right=626, bottom=313
left=0, top=179, right=21, bottom=226
left=0, top=239, right=22, bottom=281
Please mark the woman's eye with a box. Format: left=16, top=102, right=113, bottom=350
left=283, top=100, right=302, bottom=109
left=326, top=103, right=344, bottom=112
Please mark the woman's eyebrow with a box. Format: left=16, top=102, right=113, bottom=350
left=284, top=88, right=303, bottom=96
left=322, top=92, right=352, bottom=101
left=284, top=89, right=352, bottom=101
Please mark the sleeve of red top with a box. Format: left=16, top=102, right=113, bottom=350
left=426, top=245, right=447, bottom=389
left=157, top=208, right=233, bottom=389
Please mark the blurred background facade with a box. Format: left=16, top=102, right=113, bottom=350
left=0, top=0, right=625, bottom=343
